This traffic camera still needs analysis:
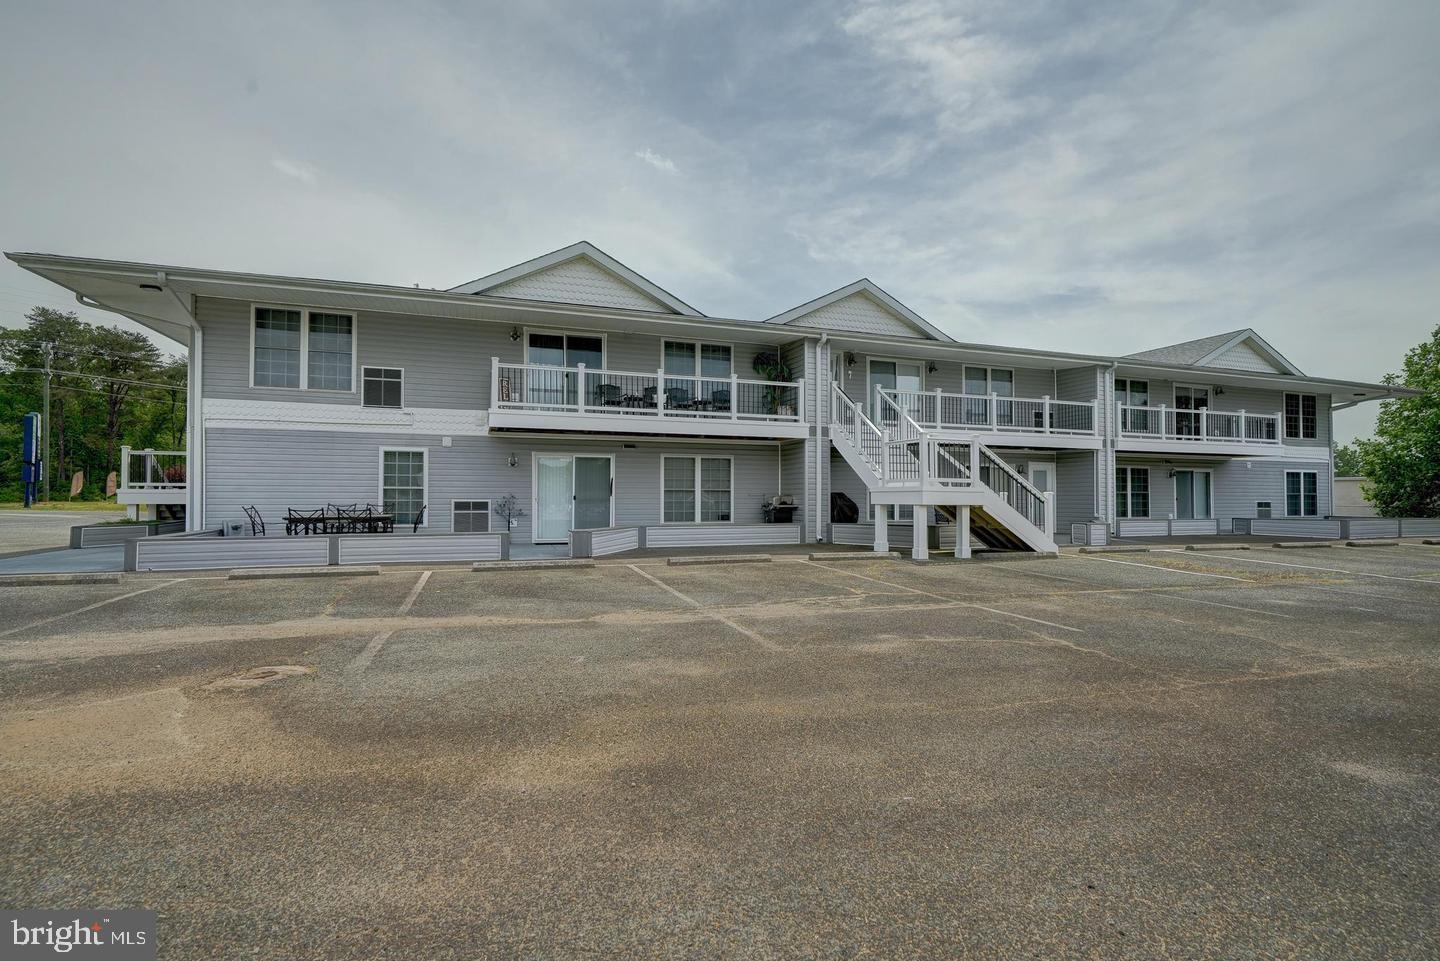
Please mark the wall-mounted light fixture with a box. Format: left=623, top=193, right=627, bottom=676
left=510, top=326, right=522, bottom=342
left=926, top=361, right=938, bottom=374
left=844, top=351, right=857, bottom=369
left=1214, top=386, right=1225, bottom=395
left=508, top=453, right=518, bottom=468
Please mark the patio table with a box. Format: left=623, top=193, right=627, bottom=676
left=287, top=512, right=395, bottom=535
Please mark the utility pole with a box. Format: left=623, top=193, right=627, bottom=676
left=41, top=341, right=52, bottom=502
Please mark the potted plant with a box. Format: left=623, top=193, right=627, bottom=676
left=752, top=351, right=796, bottom=416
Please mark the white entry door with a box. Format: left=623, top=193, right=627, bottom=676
left=1025, top=462, right=1055, bottom=496
left=534, top=455, right=613, bottom=543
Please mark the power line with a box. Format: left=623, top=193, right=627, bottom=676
left=6, top=367, right=185, bottom=392
left=0, top=333, right=183, bottom=364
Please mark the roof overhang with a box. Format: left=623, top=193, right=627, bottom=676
left=4, top=253, right=807, bottom=348
left=1114, top=358, right=1417, bottom=407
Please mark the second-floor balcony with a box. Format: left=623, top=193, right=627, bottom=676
left=488, top=358, right=809, bottom=439
left=878, top=388, right=1100, bottom=448
left=1117, top=404, right=1282, bottom=454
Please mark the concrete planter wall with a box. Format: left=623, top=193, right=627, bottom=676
left=1232, top=518, right=1343, bottom=538
left=128, top=531, right=509, bottom=572
left=571, top=527, right=644, bottom=558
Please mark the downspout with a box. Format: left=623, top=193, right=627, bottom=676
left=816, top=333, right=829, bottom=542
left=1104, top=362, right=1117, bottom=529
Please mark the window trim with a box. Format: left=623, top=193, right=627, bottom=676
left=660, top=339, right=736, bottom=378
left=450, top=498, right=491, bottom=534
left=660, top=455, right=734, bottom=524
left=1115, top=377, right=1150, bottom=407
left=378, top=447, right=429, bottom=529
left=361, top=366, right=405, bottom=409
left=523, top=328, right=608, bottom=369
left=1115, top=466, right=1150, bottom=519
left=1285, top=469, right=1320, bottom=517
left=1284, top=392, right=1318, bottom=440
left=529, top=452, right=617, bottom=543
left=249, top=304, right=357, bottom=393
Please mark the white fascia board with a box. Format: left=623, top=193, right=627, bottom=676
left=447, top=241, right=704, bottom=317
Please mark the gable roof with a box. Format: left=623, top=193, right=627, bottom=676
left=765, top=279, right=950, bottom=341
left=448, top=241, right=703, bottom=316
left=1124, top=328, right=1302, bottom=375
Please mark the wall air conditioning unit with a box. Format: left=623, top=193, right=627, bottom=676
left=1256, top=501, right=1272, bottom=519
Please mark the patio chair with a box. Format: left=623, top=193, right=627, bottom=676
left=593, top=383, right=624, bottom=407
left=642, top=386, right=659, bottom=408
left=412, top=505, right=427, bottom=533
left=335, top=505, right=370, bottom=534
left=285, top=507, right=325, bottom=536
left=664, top=386, right=693, bottom=410
left=241, top=505, right=266, bottom=537
left=710, top=388, right=731, bottom=412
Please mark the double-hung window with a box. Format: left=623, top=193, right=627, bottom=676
left=381, top=449, right=426, bottom=526
left=1285, top=471, right=1319, bottom=517
left=252, top=306, right=354, bottom=391
left=662, top=456, right=732, bottom=523
left=1115, top=467, right=1149, bottom=518
left=363, top=367, right=404, bottom=408
left=1285, top=393, right=1317, bottom=439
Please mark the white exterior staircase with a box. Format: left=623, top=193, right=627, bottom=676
left=830, top=384, right=1058, bottom=555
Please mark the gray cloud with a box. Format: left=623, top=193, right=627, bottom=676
left=2, top=0, right=1436, bottom=440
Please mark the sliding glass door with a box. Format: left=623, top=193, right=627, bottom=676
left=534, top=455, right=613, bottom=543
left=526, top=332, right=603, bottom=407
left=1174, top=470, right=1213, bottom=519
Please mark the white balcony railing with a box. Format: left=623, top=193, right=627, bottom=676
left=121, top=446, right=187, bottom=491
left=1118, top=405, right=1282, bottom=445
left=491, top=359, right=804, bottom=423
left=879, top=388, right=1097, bottom=436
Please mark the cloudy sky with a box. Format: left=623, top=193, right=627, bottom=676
left=3, top=0, right=1437, bottom=441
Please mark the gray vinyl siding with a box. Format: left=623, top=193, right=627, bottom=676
left=203, top=428, right=782, bottom=543
left=1055, top=451, right=1097, bottom=531
left=779, top=439, right=807, bottom=540
left=1054, top=365, right=1102, bottom=403
left=780, top=337, right=817, bottom=541
left=1213, top=458, right=1333, bottom=526
left=199, top=295, right=790, bottom=411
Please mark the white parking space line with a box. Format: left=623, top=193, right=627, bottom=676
left=1062, top=554, right=1252, bottom=581
left=347, top=570, right=432, bottom=673
left=805, top=561, right=1084, bottom=633
left=1156, top=550, right=1440, bottom=584
left=1141, top=592, right=1293, bottom=618
left=1, top=578, right=191, bottom=640
left=627, top=565, right=785, bottom=653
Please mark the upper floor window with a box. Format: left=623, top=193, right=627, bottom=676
left=251, top=306, right=355, bottom=391
left=1115, top=378, right=1149, bottom=406
left=252, top=307, right=302, bottom=388
left=663, top=340, right=732, bottom=378
left=363, top=367, right=403, bottom=408
left=963, top=366, right=1014, bottom=397
left=1285, top=393, right=1317, bottom=439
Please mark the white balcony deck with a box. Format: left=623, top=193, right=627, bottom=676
left=1116, top=404, right=1283, bottom=456
left=488, top=359, right=809, bottom=439
left=880, top=389, right=1101, bottom=450
left=118, top=447, right=188, bottom=505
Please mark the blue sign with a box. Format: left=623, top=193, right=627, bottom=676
left=22, top=411, right=41, bottom=507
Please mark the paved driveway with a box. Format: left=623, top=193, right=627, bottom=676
left=0, top=508, right=124, bottom=555
left=1, top=546, right=1438, bottom=959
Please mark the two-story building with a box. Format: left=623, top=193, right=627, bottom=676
left=7, top=242, right=1413, bottom=559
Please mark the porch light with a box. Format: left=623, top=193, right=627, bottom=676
left=508, top=453, right=518, bottom=468
left=510, top=326, right=521, bottom=342
left=927, top=361, right=938, bottom=374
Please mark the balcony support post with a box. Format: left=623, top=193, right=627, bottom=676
left=957, top=505, right=971, bottom=560
left=933, top=387, right=942, bottom=429
left=657, top=369, right=666, bottom=416
left=731, top=372, right=739, bottom=421
left=912, top=506, right=929, bottom=561
left=874, top=510, right=889, bottom=554
left=577, top=363, right=587, bottom=414
left=1042, top=394, right=1051, bottom=434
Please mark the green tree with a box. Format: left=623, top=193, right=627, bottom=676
left=1353, top=325, right=1440, bottom=517
left=1332, top=441, right=1364, bottom=477
left=0, top=306, right=186, bottom=502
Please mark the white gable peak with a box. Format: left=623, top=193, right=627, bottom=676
left=449, top=242, right=702, bottom=316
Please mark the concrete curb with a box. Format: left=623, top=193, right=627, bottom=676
left=1076, top=546, right=1151, bottom=554
left=1424, top=540, right=1440, bottom=546
left=1185, top=544, right=1252, bottom=551
left=1273, top=542, right=1333, bottom=549
left=229, top=566, right=380, bottom=581
left=972, top=551, right=1060, bottom=563
left=810, top=551, right=900, bottom=561
left=0, top=572, right=123, bottom=586
left=473, top=559, right=594, bottom=571
left=668, top=554, right=772, bottom=567
left=1345, top=540, right=1399, bottom=547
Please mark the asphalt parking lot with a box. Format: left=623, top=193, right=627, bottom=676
left=2, top=545, right=1438, bottom=959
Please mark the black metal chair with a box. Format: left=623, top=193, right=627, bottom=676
left=665, top=386, right=693, bottom=410
left=710, top=388, right=731, bottom=413
left=642, top=386, right=659, bottom=408
left=593, top=383, right=624, bottom=407
left=286, top=507, right=324, bottom=535
left=242, top=505, right=266, bottom=536
left=412, top=505, right=427, bottom=533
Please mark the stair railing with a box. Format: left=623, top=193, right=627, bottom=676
left=974, top=441, right=1049, bottom=532
left=830, top=383, right=888, bottom=480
